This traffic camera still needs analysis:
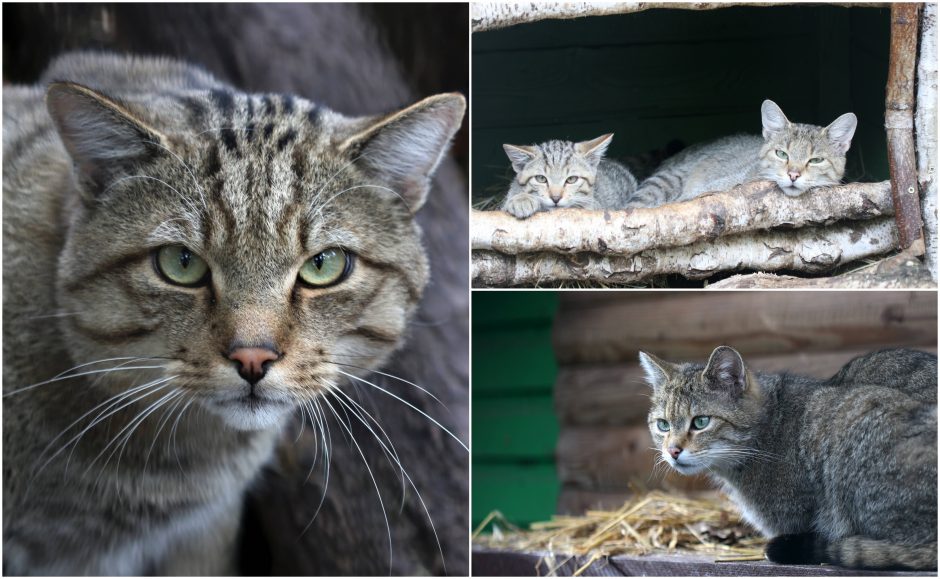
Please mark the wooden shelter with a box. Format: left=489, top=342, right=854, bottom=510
left=470, top=3, right=937, bottom=288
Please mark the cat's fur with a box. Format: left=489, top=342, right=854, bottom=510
left=640, top=346, right=937, bottom=570
left=631, top=100, right=858, bottom=207
left=500, top=134, right=638, bottom=218
left=2, top=52, right=465, bottom=575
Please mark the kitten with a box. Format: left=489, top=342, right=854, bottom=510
left=631, top=100, right=858, bottom=207
left=2, top=52, right=465, bottom=575
left=640, top=346, right=937, bottom=570
left=500, top=134, right=638, bottom=218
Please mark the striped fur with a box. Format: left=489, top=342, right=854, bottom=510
left=500, top=134, right=637, bottom=219
left=631, top=100, right=857, bottom=207
left=641, top=347, right=937, bottom=571
left=3, top=52, right=464, bottom=575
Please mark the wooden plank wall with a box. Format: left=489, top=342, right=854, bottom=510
left=472, top=5, right=891, bottom=202
left=472, top=292, right=561, bottom=527
left=552, top=291, right=937, bottom=515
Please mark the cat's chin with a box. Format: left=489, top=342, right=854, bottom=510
left=203, top=397, right=295, bottom=431
left=669, top=461, right=707, bottom=475
left=775, top=181, right=810, bottom=196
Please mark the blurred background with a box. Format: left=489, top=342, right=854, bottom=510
left=472, top=290, right=937, bottom=529
left=472, top=5, right=891, bottom=204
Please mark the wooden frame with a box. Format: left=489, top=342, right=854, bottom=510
left=471, top=2, right=937, bottom=288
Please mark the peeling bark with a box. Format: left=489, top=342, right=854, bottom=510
left=472, top=181, right=892, bottom=256
left=470, top=2, right=888, bottom=32
left=472, top=217, right=898, bottom=286
left=916, top=2, right=938, bottom=280
left=886, top=3, right=925, bottom=251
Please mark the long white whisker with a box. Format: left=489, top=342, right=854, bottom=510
left=336, top=370, right=468, bottom=452
left=4, top=365, right=167, bottom=397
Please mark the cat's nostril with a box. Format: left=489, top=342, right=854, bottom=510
left=228, top=347, right=279, bottom=385
left=668, top=445, right=682, bottom=460
left=788, top=171, right=801, bottom=182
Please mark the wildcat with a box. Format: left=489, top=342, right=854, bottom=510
left=2, top=52, right=465, bottom=575
left=639, top=346, right=937, bottom=570
left=630, top=100, right=858, bottom=207
left=500, top=134, right=638, bottom=218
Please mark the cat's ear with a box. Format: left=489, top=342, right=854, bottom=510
left=575, top=133, right=614, bottom=168
left=638, top=351, right=675, bottom=391
left=46, top=81, right=168, bottom=192
left=503, top=143, right=538, bottom=173
left=824, top=112, right=857, bottom=155
left=702, top=346, right=750, bottom=396
left=760, top=100, right=791, bottom=140
left=339, top=93, right=466, bottom=214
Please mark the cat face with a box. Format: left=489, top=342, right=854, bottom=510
left=47, top=82, right=465, bottom=431
left=640, top=346, right=764, bottom=475
left=503, top=134, right=613, bottom=209
left=757, top=100, right=857, bottom=196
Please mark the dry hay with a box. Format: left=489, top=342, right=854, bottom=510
left=473, top=490, right=767, bottom=573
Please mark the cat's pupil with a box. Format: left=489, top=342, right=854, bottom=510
left=179, top=249, right=192, bottom=269
left=313, top=253, right=325, bottom=270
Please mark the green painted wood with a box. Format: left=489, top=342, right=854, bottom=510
left=472, top=463, right=560, bottom=527
left=473, top=291, right=559, bottom=327
left=472, top=396, right=559, bottom=460
left=472, top=328, right=558, bottom=394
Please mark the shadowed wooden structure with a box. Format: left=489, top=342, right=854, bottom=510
left=471, top=2, right=937, bottom=288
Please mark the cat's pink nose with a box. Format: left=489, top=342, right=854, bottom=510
left=228, top=347, right=279, bottom=385
left=668, top=445, right=683, bottom=460
left=788, top=170, right=801, bottom=182
left=550, top=194, right=562, bottom=204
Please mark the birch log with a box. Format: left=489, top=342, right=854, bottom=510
left=916, top=2, right=938, bottom=280
left=472, top=217, right=898, bottom=286
left=470, top=2, right=888, bottom=32
left=886, top=3, right=925, bottom=251
left=472, top=181, right=892, bottom=256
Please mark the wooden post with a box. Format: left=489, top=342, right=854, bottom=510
left=915, top=2, right=938, bottom=280
left=885, top=3, right=925, bottom=252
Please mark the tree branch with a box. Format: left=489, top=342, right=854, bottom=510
left=472, top=181, right=892, bottom=256
left=916, top=2, right=938, bottom=280
left=472, top=217, right=898, bottom=286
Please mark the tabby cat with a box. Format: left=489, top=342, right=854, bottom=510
left=500, top=134, right=638, bottom=218
left=2, top=52, right=465, bottom=575
left=630, top=100, right=858, bottom=207
left=640, top=346, right=937, bottom=570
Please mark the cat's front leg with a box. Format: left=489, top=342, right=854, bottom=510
left=502, top=193, right=543, bottom=219
left=153, top=499, right=242, bottom=576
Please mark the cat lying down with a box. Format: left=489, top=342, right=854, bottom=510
left=641, top=346, right=937, bottom=571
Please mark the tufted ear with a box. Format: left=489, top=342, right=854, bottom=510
left=638, top=351, right=676, bottom=392
left=503, top=143, right=538, bottom=173
left=760, top=99, right=790, bottom=140
left=575, top=133, right=613, bottom=169
left=46, top=81, right=168, bottom=194
left=702, top=346, right=750, bottom=397
left=824, top=112, right=858, bottom=155
left=339, top=92, right=465, bottom=214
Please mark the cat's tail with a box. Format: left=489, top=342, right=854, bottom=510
left=766, top=533, right=937, bottom=571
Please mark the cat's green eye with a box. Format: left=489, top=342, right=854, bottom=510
left=565, top=176, right=578, bottom=184
left=692, top=416, right=711, bottom=430
left=775, top=149, right=789, bottom=160
left=534, top=175, right=548, bottom=184
left=298, top=248, right=352, bottom=287
left=808, top=157, right=824, bottom=164
left=155, top=245, right=210, bottom=287
left=656, top=419, right=670, bottom=432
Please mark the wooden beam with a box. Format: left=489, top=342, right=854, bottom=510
left=916, top=2, right=938, bottom=280
left=471, top=2, right=890, bottom=33
left=551, top=291, right=938, bottom=364
left=472, top=217, right=898, bottom=287
left=471, top=181, right=892, bottom=257
left=886, top=3, right=925, bottom=251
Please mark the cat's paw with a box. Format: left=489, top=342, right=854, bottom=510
left=765, top=533, right=827, bottom=565
left=503, top=195, right=542, bottom=219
